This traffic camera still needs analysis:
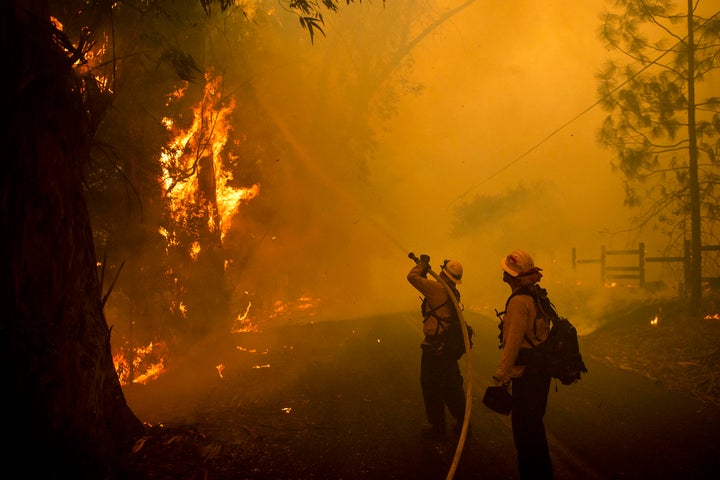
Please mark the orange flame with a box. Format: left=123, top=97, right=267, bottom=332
left=114, top=340, right=169, bottom=385
left=269, top=296, right=321, bottom=319
left=159, top=72, right=260, bottom=248
left=232, top=300, right=259, bottom=333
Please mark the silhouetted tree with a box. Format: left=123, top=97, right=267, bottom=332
left=1, top=1, right=143, bottom=477
left=596, top=0, right=720, bottom=312
left=2, top=0, right=364, bottom=476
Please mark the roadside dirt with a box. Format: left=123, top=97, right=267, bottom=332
left=582, top=300, right=720, bottom=406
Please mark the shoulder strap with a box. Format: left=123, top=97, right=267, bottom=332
left=422, top=281, right=462, bottom=324
left=497, top=284, right=549, bottom=348
left=497, top=285, right=534, bottom=317
left=522, top=284, right=560, bottom=348
left=496, top=285, right=535, bottom=349
left=422, top=298, right=451, bottom=323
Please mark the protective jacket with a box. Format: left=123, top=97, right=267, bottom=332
left=495, top=289, right=550, bottom=384
left=407, top=262, right=459, bottom=347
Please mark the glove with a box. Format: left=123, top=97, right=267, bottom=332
left=419, top=254, right=430, bottom=275
left=493, top=375, right=510, bottom=388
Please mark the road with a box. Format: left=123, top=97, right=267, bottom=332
left=126, top=311, right=720, bottom=479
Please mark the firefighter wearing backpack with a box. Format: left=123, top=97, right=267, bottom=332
left=494, top=249, right=554, bottom=480
left=407, top=255, right=467, bottom=441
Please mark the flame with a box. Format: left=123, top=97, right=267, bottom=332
left=190, top=241, right=201, bottom=260
left=114, top=340, right=169, bottom=385
left=704, top=313, right=720, bottom=320
left=232, top=300, right=259, bottom=333
left=216, top=363, right=225, bottom=378
left=159, top=72, right=260, bottom=250
left=650, top=315, right=659, bottom=326
left=236, top=346, right=260, bottom=353
left=269, top=296, right=321, bottom=319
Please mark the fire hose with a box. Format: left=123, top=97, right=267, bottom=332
left=408, top=252, right=472, bottom=480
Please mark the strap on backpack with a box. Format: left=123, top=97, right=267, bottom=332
left=421, top=283, right=462, bottom=323
left=421, top=298, right=452, bottom=335
left=496, top=284, right=548, bottom=349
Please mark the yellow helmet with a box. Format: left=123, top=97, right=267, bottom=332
left=441, top=259, right=463, bottom=284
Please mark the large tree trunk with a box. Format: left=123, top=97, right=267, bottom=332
left=1, top=2, right=143, bottom=477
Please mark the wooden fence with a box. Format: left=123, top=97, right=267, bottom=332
left=572, top=240, right=720, bottom=294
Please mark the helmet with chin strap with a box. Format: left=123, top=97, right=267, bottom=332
left=441, top=259, right=463, bottom=284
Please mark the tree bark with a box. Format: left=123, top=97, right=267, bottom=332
left=1, top=2, right=144, bottom=477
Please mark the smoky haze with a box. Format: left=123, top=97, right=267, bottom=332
left=110, top=0, right=715, bottom=419
left=210, top=0, right=658, bottom=327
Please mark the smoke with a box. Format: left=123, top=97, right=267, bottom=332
left=107, top=1, right=695, bottom=414
left=203, top=1, right=664, bottom=328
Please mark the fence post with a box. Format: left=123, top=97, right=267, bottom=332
left=572, top=248, right=577, bottom=271
left=600, top=245, right=606, bottom=284
left=639, top=242, right=646, bottom=287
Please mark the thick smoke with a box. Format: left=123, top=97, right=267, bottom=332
left=113, top=1, right=709, bottom=419
left=207, top=1, right=671, bottom=328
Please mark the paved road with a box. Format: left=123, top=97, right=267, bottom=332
left=127, top=311, right=720, bottom=479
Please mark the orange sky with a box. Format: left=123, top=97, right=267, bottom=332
left=172, top=1, right=718, bottom=322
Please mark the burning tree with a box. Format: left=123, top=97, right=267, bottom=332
left=596, top=0, right=720, bottom=312
left=3, top=0, right=371, bottom=474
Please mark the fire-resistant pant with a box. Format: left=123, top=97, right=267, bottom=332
left=420, top=349, right=466, bottom=432
left=511, top=367, right=553, bottom=480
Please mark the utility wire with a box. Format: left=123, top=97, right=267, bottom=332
left=448, top=7, right=719, bottom=207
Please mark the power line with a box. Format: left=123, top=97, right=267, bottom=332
left=448, top=7, right=719, bottom=207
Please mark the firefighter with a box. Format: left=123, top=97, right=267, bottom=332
left=494, top=249, right=553, bottom=480
left=407, top=255, right=467, bottom=440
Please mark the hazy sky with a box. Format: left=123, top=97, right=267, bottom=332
left=118, top=1, right=717, bottom=331
left=241, top=0, right=652, bottom=318
left=116, top=0, right=720, bottom=415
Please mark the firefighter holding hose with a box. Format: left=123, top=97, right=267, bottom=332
left=407, top=253, right=471, bottom=441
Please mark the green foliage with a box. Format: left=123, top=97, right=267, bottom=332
left=286, top=1, right=361, bottom=43
left=198, top=0, right=359, bottom=43
left=596, top=0, right=720, bottom=240
left=451, top=182, right=550, bottom=237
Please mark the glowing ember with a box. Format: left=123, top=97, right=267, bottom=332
left=232, top=301, right=259, bottom=333
left=216, top=363, right=225, bottom=378
left=269, top=296, right=321, bottom=319
left=704, top=313, right=720, bottom=320
left=236, top=346, right=262, bottom=354
left=650, top=315, right=659, bottom=326
left=190, top=241, right=201, bottom=260
left=113, top=340, right=168, bottom=385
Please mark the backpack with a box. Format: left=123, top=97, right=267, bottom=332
left=496, top=284, right=587, bottom=385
